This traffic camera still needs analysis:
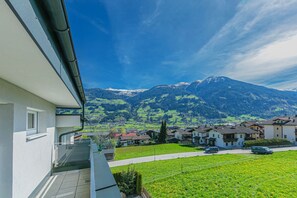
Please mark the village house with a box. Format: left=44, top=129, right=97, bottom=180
left=241, top=121, right=264, bottom=139
left=207, top=125, right=258, bottom=149
left=143, top=129, right=160, bottom=140
left=117, top=133, right=151, bottom=146
left=262, top=116, right=297, bottom=143
left=192, top=126, right=212, bottom=145
left=174, top=129, right=193, bottom=141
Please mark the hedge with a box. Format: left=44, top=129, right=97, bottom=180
left=113, top=167, right=143, bottom=196
left=244, top=138, right=292, bottom=147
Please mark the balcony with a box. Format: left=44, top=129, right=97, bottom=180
left=36, top=139, right=121, bottom=197
left=223, top=138, right=238, bottom=142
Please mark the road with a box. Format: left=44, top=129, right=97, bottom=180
left=108, top=146, right=297, bottom=167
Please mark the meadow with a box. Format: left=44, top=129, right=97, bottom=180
left=112, top=151, right=297, bottom=197
left=114, top=143, right=201, bottom=160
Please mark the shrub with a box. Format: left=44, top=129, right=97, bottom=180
left=244, top=138, right=291, bottom=147
left=113, top=167, right=143, bottom=195
left=135, top=172, right=142, bottom=195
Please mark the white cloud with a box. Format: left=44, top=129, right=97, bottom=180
left=181, top=0, right=297, bottom=88
left=142, top=0, right=162, bottom=26
left=223, top=32, right=297, bottom=81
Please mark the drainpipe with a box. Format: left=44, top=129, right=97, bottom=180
left=58, top=104, right=85, bottom=143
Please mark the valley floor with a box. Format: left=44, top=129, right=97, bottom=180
left=114, top=143, right=201, bottom=160
left=111, top=150, right=297, bottom=197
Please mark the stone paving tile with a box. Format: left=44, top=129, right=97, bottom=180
left=41, top=168, right=90, bottom=198
left=60, top=181, right=78, bottom=189
left=75, top=191, right=90, bottom=198
left=76, top=184, right=89, bottom=193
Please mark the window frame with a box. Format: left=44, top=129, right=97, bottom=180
left=26, top=110, right=38, bottom=135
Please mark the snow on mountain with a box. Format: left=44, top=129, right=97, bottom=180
left=105, top=88, right=147, bottom=97
left=203, top=76, right=228, bottom=83
left=174, top=82, right=190, bottom=86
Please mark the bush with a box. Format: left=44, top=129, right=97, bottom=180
left=113, top=167, right=143, bottom=196
left=244, top=138, right=291, bottom=147
left=135, top=172, right=142, bottom=195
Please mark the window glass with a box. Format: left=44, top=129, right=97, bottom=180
left=27, top=111, right=38, bottom=135
left=28, top=112, right=35, bottom=129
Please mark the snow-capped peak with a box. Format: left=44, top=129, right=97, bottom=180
left=106, top=88, right=147, bottom=92
left=204, top=76, right=227, bottom=83
left=105, top=88, right=147, bottom=96
left=174, top=82, right=190, bottom=87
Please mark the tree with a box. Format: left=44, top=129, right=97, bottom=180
left=158, top=120, right=167, bottom=143
left=120, top=128, right=126, bottom=134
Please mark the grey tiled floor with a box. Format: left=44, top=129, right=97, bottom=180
left=41, top=168, right=90, bottom=198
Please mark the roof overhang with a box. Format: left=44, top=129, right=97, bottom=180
left=0, top=1, right=84, bottom=108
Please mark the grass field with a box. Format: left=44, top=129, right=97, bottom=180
left=112, top=151, right=297, bottom=197
left=114, top=144, right=201, bottom=160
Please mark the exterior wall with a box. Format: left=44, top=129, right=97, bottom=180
left=208, top=130, right=245, bottom=149
left=0, top=78, right=56, bottom=198
left=264, top=125, right=274, bottom=139
left=192, top=131, right=198, bottom=143
left=175, top=132, right=182, bottom=140
left=283, top=126, right=296, bottom=142
left=235, top=133, right=245, bottom=147
left=192, top=132, right=209, bottom=144
left=0, top=104, right=14, bottom=197
left=273, top=125, right=283, bottom=138
left=264, top=125, right=297, bottom=142
left=56, top=115, right=81, bottom=128
left=57, top=127, right=76, bottom=144
left=209, top=131, right=225, bottom=148
left=200, top=133, right=209, bottom=144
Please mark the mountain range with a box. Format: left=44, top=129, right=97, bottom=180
left=66, top=76, right=297, bottom=125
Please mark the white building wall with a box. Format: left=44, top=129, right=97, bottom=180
left=175, top=132, right=182, bottom=140
left=0, top=78, right=56, bottom=198
left=215, top=132, right=225, bottom=148
left=209, top=130, right=245, bottom=149
left=264, top=125, right=274, bottom=139
left=0, top=104, right=14, bottom=197
left=235, top=133, right=245, bottom=147
left=283, top=126, right=295, bottom=142
left=56, top=115, right=81, bottom=128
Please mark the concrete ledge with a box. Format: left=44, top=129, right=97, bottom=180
left=26, top=133, right=48, bottom=141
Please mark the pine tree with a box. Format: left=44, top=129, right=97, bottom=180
left=158, top=120, right=167, bottom=143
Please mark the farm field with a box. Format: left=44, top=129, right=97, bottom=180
left=114, top=143, right=201, bottom=160
left=112, top=151, right=297, bottom=197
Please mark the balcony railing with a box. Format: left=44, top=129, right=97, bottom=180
left=90, top=142, right=121, bottom=197
left=53, top=139, right=121, bottom=198
left=223, top=138, right=238, bottom=142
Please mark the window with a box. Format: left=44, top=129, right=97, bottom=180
left=213, top=134, right=215, bottom=137
left=226, top=143, right=228, bottom=146
left=276, top=134, right=279, bottom=137
left=27, top=111, right=38, bottom=135
left=284, top=135, right=287, bottom=138
left=240, top=135, right=242, bottom=138
left=218, top=135, right=220, bottom=138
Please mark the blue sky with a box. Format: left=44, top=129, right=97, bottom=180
left=66, top=0, right=297, bottom=90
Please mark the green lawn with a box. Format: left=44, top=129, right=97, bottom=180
left=114, top=144, right=201, bottom=160
left=112, top=151, right=297, bottom=197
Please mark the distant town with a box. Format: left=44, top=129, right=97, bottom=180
left=77, top=115, right=297, bottom=150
